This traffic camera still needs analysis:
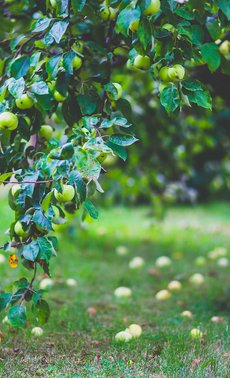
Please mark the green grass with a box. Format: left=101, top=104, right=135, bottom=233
left=0, top=200, right=229, bottom=377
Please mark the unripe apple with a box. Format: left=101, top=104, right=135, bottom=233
left=107, top=83, right=123, bottom=101
left=0, top=254, right=6, bottom=264
left=66, top=278, right=77, bottom=287
left=126, top=324, right=142, bottom=338
left=15, top=94, right=34, bottom=110
left=159, top=67, right=171, bottom=82
left=168, top=280, right=182, bottom=291
left=115, top=331, right=132, bottom=342
left=31, top=327, right=44, bottom=337
left=155, top=289, right=171, bottom=301
left=189, top=273, right=205, bottom=286
left=39, top=125, right=53, bottom=140
left=54, top=90, right=66, bottom=102
left=100, top=6, right=116, bottom=21
left=162, top=24, right=175, bottom=33
left=143, top=0, right=161, bottom=16
left=11, top=184, right=21, bottom=197
left=14, top=221, right=28, bottom=237
left=52, top=206, right=60, bottom=221
left=39, top=278, right=54, bottom=290
left=181, top=310, right=193, bottom=318
left=168, top=64, right=185, bottom=81
left=116, top=245, right=128, bottom=256
left=155, top=256, right=172, bottom=268
left=54, top=184, right=75, bottom=202
left=72, top=40, right=84, bottom=53
left=133, top=55, right=151, bottom=70
left=219, top=40, right=230, bottom=56
left=129, top=256, right=145, bottom=269
left=113, top=47, right=128, bottom=56
left=0, top=111, right=18, bottom=131
left=114, top=286, right=132, bottom=298
left=129, top=19, right=140, bottom=32
left=72, top=56, right=82, bottom=70
left=190, top=328, right=203, bottom=339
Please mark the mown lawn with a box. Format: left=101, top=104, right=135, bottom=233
left=0, top=199, right=229, bottom=377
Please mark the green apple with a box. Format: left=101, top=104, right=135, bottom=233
left=107, top=83, right=123, bottom=101
left=15, top=94, right=34, bottom=110
left=54, top=184, right=75, bottom=202
left=97, top=152, right=108, bottom=163
left=162, top=23, right=175, bottom=33
left=100, top=6, right=116, bottom=20
left=11, top=184, right=21, bottom=197
left=168, top=64, right=185, bottom=81
left=14, top=221, right=28, bottom=237
left=133, top=55, right=151, bottom=70
left=52, top=206, right=60, bottom=221
left=39, top=125, right=53, bottom=140
left=54, top=90, right=66, bottom=102
left=143, top=0, right=161, bottom=16
left=159, top=66, right=171, bottom=82
left=72, top=40, right=84, bottom=53
left=72, top=56, right=82, bottom=70
left=0, top=111, right=18, bottom=131
left=129, top=19, right=140, bottom=32
left=219, top=40, right=230, bottom=56
left=113, top=47, right=128, bottom=56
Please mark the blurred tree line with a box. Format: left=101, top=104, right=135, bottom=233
left=100, top=63, right=230, bottom=212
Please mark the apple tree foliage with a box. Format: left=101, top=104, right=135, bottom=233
left=0, top=0, right=229, bottom=328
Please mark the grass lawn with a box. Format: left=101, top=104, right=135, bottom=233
left=0, top=200, right=229, bottom=377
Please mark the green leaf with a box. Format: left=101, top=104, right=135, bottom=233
left=77, top=93, right=99, bottom=115
left=105, top=142, right=127, bottom=161
left=0, top=172, right=13, bottom=184
left=187, top=90, right=212, bottom=110
left=217, top=0, right=230, bottom=20
left=11, top=56, right=30, bottom=79
left=83, top=199, right=99, bottom=219
left=160, top=84, right=180, bottom=113
left=8, top=304, right=26, bottom=328
left=69, top=170, right=86, bottom=202
left=30, top=81, right=49, bottom=95
left=109, top=135, right=138, bottom=146
left=137, top=18, right=152, bottom=50
left=63, top=51, right=76, bottom=75
left=8, top=78, right=25, bottom=98
left=32, top=209, right=52, bottom=232
left=37, top=237, right=54, bottom=261
left=46, top=54, right=62, bottom=80
left=49, top=20, right=69, bottom=44
left=32, top=18, right=53, bottom=32
left=72, top=0, right=87, bottom=13
left=32, top=299, right=50, bottom=325
left=200, top=43, right=221, bottom=72
left=116, top=6, right=141, bottom=36
left=182, top=80, right=203, bottom=92
left=22, top=240, right=39, bottom=261
left=0, top=293, right=11, bottom=312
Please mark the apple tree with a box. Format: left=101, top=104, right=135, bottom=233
left=0, top=0, right=229, bottom=328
